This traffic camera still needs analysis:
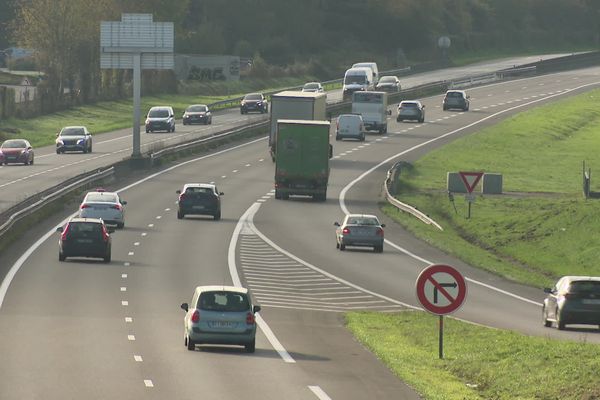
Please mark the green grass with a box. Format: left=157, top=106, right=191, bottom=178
left=384, top=89, right=600, bottom=288
left=0, top=76, right=312, bottom=147
left=346, top=311, right=600, bottom=400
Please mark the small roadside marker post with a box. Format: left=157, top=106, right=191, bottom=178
left=458, top=172, right=484, bottom=219
left=416, top=264, right=467, bottom=359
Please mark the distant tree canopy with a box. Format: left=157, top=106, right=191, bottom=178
left=6, top=0, right=599, bottom=107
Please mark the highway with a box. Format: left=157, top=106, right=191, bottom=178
left=1, top=61, right=600, bottom=399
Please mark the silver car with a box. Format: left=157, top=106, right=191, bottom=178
left=78, top=190, right=127, bottom=229
left=397, top=100, right=425, bottom=123
left=334, top=214, right=385, bottom=252
left=543, top=276, right=600, bottom=330
left=181, top=286, right=261, bottom=353
left=302, top=82, right=324, bottom=93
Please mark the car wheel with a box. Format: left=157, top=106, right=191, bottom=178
left=89, top=145, right=92, bottom=153
left=83, top=146, right=88, bottom=154
left=340, top=244, right=346, bottom=251
left=335, top=135, right=341, bottom=141
left=245, top=339, right=256, bottom=353
left=117, top=222, right=124, bottom=229
left=374, top=245, right=383, bottom=253
left=213, top=212, right=221, bottom=221
left=419, top=117, right=425, bottom=123
left=443, top=106, right=448, bottom=111
left=186, top=335, right=195, bottom=351
left=542, top=306, right=552, bottom=327
left=556, top=309, right=566, bottom=330
left=146, top=129, right=150, bottom=133
left=360, top=134, right=365, bottom=141
left=177, top=211, right=184, bottom=219
left=56, top=149, right=61, bottom=154
left=275, top=189, right=282, bottom=200
left=59, top=252, right=66, bottom=262
left=103, top=252, right=111, bottom=263
left=209, top=118, right=212, bottom=125
left=282, top=192, right=289, bottom=200
left=172, top=126, right=176, bottom=133
left=30, top=157, right=34, bottom=165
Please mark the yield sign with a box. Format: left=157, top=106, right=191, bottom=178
left=415, top=264, right=467, bottom=315
left=458, top=171, right=484, bottom=194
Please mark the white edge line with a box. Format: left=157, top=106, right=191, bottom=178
left=338, top=82, right=600, bottom=307
left=228, top=202, right=296, bottom=363
left=309, top=385, right=333, bottom=400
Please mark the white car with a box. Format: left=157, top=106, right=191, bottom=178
left=78, top=189, right=127, bottom=229
left=302, top=82, right=324, bottom=93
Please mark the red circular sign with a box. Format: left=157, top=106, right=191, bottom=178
left=415, top=264, right=467, bottom=315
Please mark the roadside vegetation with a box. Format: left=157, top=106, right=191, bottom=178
left=346, top=311, right=600, bottom=400
left=383, top=88, right=600, bottom=288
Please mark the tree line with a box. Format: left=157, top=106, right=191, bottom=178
left=1, top=0, right=599, bottom=113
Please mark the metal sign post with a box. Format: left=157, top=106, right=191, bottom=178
left=415, top=264, right=467, bottom=360
left=100, top=14, right=174, bottom=159
left=458, top=172, right=483, bottom=219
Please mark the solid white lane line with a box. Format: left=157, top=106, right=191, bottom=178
left=122, top=301, right=128, bottom=306
left=128, top=335, right=135, bottom=341
left=229, top=203, right=295, bottom=363
left=308, top=385, right=333, bottom=399
left=339, top=83, right=600, bottom=307
left=125, top=317, right=133, bottom=323
left=134, top=355, right=143, bottom=362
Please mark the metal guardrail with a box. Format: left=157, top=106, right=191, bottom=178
left=0, top=167, right=115, bottom=238
left=384, top=163, right=443, bottom=231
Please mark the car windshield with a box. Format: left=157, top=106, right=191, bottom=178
left=244, top=94, right=262, bottom=101
left=85, top=193, right=118, bottom=203
left=400, top=103, right=418, bottom=108
left=339, top=115, right=360, bottom=123
left=447, top=92, right=463, bottom=98
left=345, top=75, right=366, bottom=84
left=68, top=222, right=102, bottom=235
left=379, top=77, right=395, bottom=83
left=60, top=127, right=85, bottom=136
left=304, top=83, right=319, bottom=89
left=198, top=291, right=250, bottom=312
left=184, top=186, right=214, bottom=194
left=186, top=105, right=207, bottom=112
left=347, top=217, right=379, bottom=225
left=1, top=140, right=27, bottom=149
left=149, top=109, right=170, bottom=118
left=569, top=281, right=600, bottom=294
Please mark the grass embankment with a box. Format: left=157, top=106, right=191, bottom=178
left=384, top=89, right=600, bottom=289
left=346, top=311, right=600, bottom=400
left=0, top=76, right=312, bottom=147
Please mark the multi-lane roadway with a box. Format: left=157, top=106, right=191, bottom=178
left=1, top=58, right=600, bottom=399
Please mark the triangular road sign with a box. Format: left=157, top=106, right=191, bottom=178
left=458, top=171, right=484, bottom=193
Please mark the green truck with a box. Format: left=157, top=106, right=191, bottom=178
left=274, top=120, right=332, bottom=201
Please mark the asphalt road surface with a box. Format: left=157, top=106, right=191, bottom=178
left=1, top=61, right=600, bottom=399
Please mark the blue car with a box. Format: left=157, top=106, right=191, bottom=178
left=56, top=126, right=92, bottom=154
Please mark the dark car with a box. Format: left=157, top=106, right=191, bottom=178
left=334, top=214, right=385, bottom=253
left=176, top=183, right=223, bottom=220
left=56, top=126, right=92, bottom=154
left=376, top=75, right=401, bottom=92
left=56, top=217, right=113, bottom=263
left=240, top=93, right=268, bottom=114
left=397, top=101, right=425, bottom=123
left=443, top=90, right=470, bottom=111
left=543, top=276, right=600, bottom=330
left=145, top=106, right=175, bottom=133
left=0, top=139, right=34, bottom=165
left=183, top=104, right=212, bottom=125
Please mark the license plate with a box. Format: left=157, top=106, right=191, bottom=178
left=210, top=321, right=236, bottom=328
left=77, top=239, right=93, bottom=243
left=582, top=299, right=600, bottom=304
left=193, top=205, right=204, bottom=210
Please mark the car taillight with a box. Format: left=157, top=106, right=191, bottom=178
left=179, top=194, right=186, bottom=202
left=191, top=310, right=200, bottom=323
left=80, top=204, right=90, bottom=209
left=336, top=121, right=339, bottom=130
left=342, top=227, right=350, bottom=235
left=246, top=312, right=255, bottom=325
left=111, top=204, right=122, bottom=211
left=61, top=224, right=70, bottom=241
left=376, top=227, right=384, bottom=236
left=101, top=225, right=110, bottom=242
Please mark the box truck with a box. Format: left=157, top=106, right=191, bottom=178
left=269, top=91, right=327, bottom=160
left=352, top=91, right=390, bottom=134
left=274, top=120, right=332, bottom=201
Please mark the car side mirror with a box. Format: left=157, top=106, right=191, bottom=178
left=56, top=227, right=64, bottom=233
left=121, top=200, right=127, bottom=205
left=170, top=114, right=174, bottom=118
left=422, top=105, right=426, bottom=108
left=381, top=223, right=386, bottom=228
left=176, top=190, right=182, bottom=194
left=253, top=305, right=261, bottom=313
left=181, top=303, right=189, bottom=312
left=56, top=133, right=59, bottom=137
left=219, top=192, right=224, bottom=196
left=543, top=288, right=552, bottom=294
left=107, top=227, right=116, bottom=234
left=387, top=110, right=392, bottom=115
left=27, top=146, right=32, bottom=150
left=334, top=222, right=340, bottom=226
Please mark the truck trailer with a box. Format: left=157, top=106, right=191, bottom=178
left=274, top=120, right=331, bottom=201
left=269, top=91, right=327, bottom=160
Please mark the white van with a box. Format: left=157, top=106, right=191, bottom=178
left=335, top=114, right=365, bottom=141
left=352, top=91, right=389, bottom=134
left=342, top=67, right=374, bottom=99
left=352, top=62, right=379, bottom=84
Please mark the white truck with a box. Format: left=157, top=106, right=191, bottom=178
left=342, top=67, right=374, bottom=99
left=351, top=91, right=389, bottom=134
left=269, top=91, right=327, bottom=160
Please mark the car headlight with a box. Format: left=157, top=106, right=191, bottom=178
left=77, top=139, right=84, bottom=144
left=56, top=139, right=64, bottom=145
left=145, top=119, right=150, bottom=124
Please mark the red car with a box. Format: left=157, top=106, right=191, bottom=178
left=0, top=139, right=34, bottom=165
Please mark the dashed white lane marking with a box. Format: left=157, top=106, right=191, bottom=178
left=364, top=143, right=371, bottom=146
left=261, top=196, right=270, bottom=199
left=473, top=109, right=480, bottom=111
left=375, top=139, right=382, bottom=142
left=259, top=158, right=264, bottom=162
left=221, top=175, right=227, bottom=178
left=309, top=386, right=332, bottom=400
left=333, top=156, right=340, bottom=159
left=257, top=199, right=267, bottom=203
left=232, top=169, right=238, bottom=173
left=141, top=232, right=147, bottom=237
left=155, top=216, right=161, bottom=220
left=346, top=150, right=353, bottom=153
left=522, top=86, right=528, bottom=89
left=121, top=287, right=127, bottom=292
left=148, top=224, right=154, bottom=228
left=122, top=301, right=129, bottom=306
left=128, top=335, right=135, bottom=341
left=487, top=93, right=492, bottom=96
left=144, top=380, right=154, bottom=388
left=124, top=262, right=130, bottom=267
left=210, top=181, right=215, bottom=184
left=122, top=274, right=127, bottom=279
left=164, top=208, right=170, bottom=211
left=539, top=83, right=545, bottom=85
left=134, top=242, right=140, bottom=246
left=128, top=252, right=134, bottom=256
left=125, top=317, right=133, bottom=323
left=245, top=163, right=251, bottom=167
left=505, top=90, right=511, bottom=93
left=134, top=355, right=143, bottom=362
